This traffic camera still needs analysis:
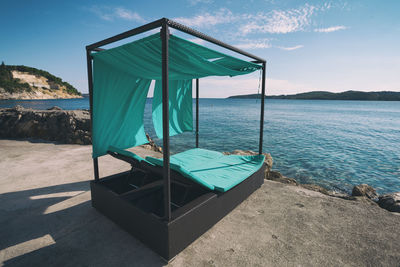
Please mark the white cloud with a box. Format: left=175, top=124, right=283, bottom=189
left=277, top=45, right=304, bottom=51
left=173, top=4, right=323, bottom=35
left=174, top=8, right=236, bottom=28
left=235, top=39, right=271, bottom=49
left=89, top=6, right=145, bottom=22
left=88, top=6, right=113, bottom=21
left=239, top=4, right=317, bottom=35
left=314, top=25, right=347, bottom=33
left=114, top=8, right=145, bottom=22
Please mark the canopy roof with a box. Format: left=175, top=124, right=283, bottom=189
left=91, top=32, right=262, bottom=158
left=92, top=33, right=261, bottom=80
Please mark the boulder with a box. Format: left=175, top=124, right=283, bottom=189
left=352, top=184, right=378, bottom=199
left=141, top=133, right=162, bottom=153
left=0, top=106, right=91, bottom=145
left=327, top=191, right=350, bottom=199
left=266, top=170, right=298, bottom=185
left=47, top=106, right=63, bottom=110
left=301, top=184, right=329, bottom=195
left=14, top=105, right=25, bottom=111
left=378, top=192, right=400, bottom=213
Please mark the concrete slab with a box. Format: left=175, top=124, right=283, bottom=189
left=0, top=140, right=399, bottom=266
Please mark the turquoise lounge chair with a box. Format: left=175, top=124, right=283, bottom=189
left=108, top=146, right=265, bottom=193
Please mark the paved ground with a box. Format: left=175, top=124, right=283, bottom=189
left=0, top=140, right=399, bottom=267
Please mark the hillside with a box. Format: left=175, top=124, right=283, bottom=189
left=228, top=91, right=400, bottom=101
left=0, top=62, right=82, bottom=100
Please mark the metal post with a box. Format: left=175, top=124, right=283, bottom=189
left=259, top=62, right=266, bottom=155
left=161, top=21, right=171, bottom=221
left=195, top=79, right=199, bottom=148
left=86, top=49, right=99, bottom=181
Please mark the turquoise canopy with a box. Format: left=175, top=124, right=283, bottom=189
left=91, top=33, right=261, bottom=158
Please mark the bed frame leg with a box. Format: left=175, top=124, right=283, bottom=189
left=93, top=158, right=99, bottom=181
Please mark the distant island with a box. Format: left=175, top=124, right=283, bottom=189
left=228, top=91, right=400, bottom=101
left=0, top=62, right=82, bottom=100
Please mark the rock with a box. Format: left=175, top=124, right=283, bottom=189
left=266, top=170, right=283, bottom=179
left=346, top=196, right=379, bottom=206
left=14, top=105, right=25, bottom=111
left=266, top=170, right=298, bottom=185
left=142, top=133, right=162, bottom=153
left=352, top=184, right=378, bottom=199
left=301, top=184, right=329, bottom=195
left=0, top=106, right=91, bottom=145
left=327, top=191, right=350, bottom=199
left=378, top=192, right=400, bottom=213
left=47, top=106, right=63, bottom=110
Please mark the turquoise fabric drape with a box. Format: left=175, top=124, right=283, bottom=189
left=91, top=33, right=262, bottom=158
left=92, top=58, right=151, bottom=158
left=91, top=33, right=261, bottom=81
left=152, top=79, right=193, bottom=138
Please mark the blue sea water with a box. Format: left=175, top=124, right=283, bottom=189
left=1, top=98, right=399, bottom=194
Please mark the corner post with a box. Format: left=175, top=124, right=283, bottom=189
left=259, top=62, right=266, bottom=155
left=86, top=49, right=99, bottom=181
left=161, top=20, right=171, bottom=221
left=195, top=78, right=199, bottom=148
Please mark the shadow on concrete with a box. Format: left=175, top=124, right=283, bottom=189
left=0, top=180, right=165, bottom=267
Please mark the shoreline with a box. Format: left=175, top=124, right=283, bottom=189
left=1, top=105, right=398, bottom=213
left=0, top=139, right=399, bottom=266
left=0, top=137, right=397, bottom=213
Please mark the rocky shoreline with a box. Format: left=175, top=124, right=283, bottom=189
left=266, top=170, right=399, bottom=213
left=226, top=150, right=399, bottom=213
left=0, top=106, right=398, bottom=213
left=0, top=105, right=91, bottom=144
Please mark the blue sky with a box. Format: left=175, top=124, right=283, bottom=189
left=1, top=0, right=399, bottom=97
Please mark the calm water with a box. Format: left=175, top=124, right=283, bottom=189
left=1, top=98, right=399, bottom=194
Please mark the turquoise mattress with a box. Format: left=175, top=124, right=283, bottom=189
left=146, top=148, right=265, bottom=192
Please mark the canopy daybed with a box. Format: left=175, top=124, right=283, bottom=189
left=86, top=18, right=266, bottom=261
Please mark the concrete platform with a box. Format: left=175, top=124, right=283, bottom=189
left=0, top=140, right=399, bottom=266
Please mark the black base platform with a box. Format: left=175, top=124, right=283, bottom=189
left=90, top=164, right=265, bottom=260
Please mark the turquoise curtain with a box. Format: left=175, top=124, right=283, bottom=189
left=91, top=33, right=262, bottom=158
left=92, top=58, right=151, bottom=158
left=152, top=79, right=193, bottom=138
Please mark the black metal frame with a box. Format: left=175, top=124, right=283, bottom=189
left=196, top=78, right=199, bottom=148
left=86, top=17, right=266, bottom=261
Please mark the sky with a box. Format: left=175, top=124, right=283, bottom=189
left=1, top=0, right=400, bottom=97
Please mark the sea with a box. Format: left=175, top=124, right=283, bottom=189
left=1, top=97, right=399, bottom=195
